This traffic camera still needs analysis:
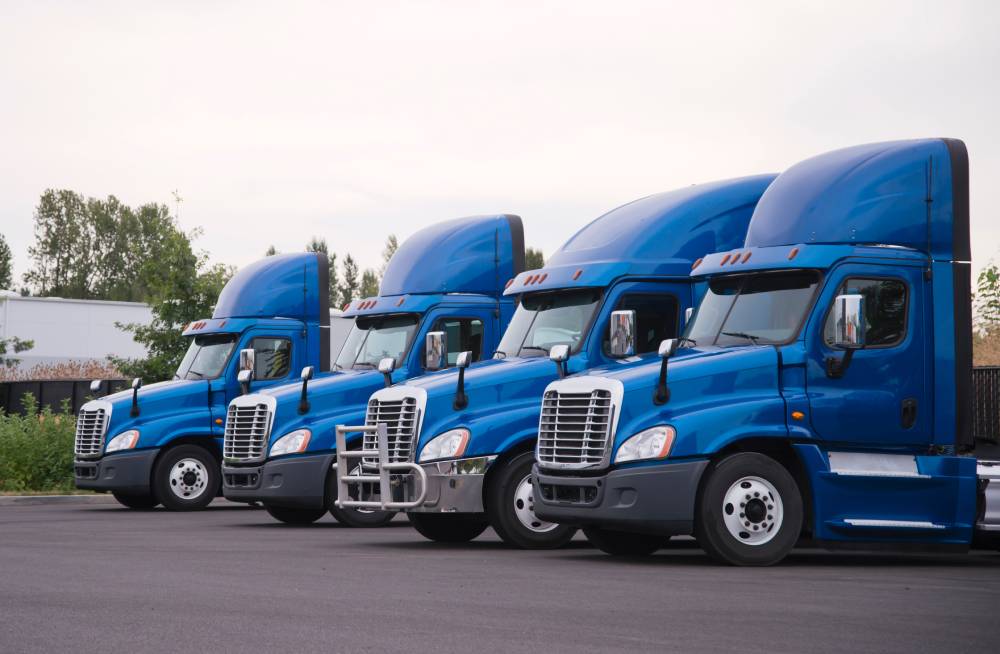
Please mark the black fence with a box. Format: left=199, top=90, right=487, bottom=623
left=973, top=367, right=1000, bottom=444
left=0, top=379, right=128, bottom=416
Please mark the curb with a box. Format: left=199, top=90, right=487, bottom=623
left=0, top=495, right=250, bottom=507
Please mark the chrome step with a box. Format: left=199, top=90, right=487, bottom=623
left=842, top=518, right=945, bottom=530
left=977, top=460, right=1000, bottom=533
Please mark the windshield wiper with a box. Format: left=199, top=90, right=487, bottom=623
left=721, top=331, right=762, bottom=345
left=353, top=362, right=376, bottom=370
left=493, top=350, right=507, bottom=360
left=519, top=345, right=549, bottom=357
left=678, top=337, right=697, bottom=348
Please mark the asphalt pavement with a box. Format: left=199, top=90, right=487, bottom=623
left=1, top=500, right=998, bottom=654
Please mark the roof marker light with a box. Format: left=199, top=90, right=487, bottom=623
left=504, top=279, right=513, bottom=289
left=218, top=320, right=227, bottom=328
left=539, top=273, right=548, bottom=283
left=720, top=254, right=731, bottom=265
left=572, top=269, right=583, bottom=280
left=691, top=258, right=703, bottom=270
left=343, top=303, right=351, bottom=311
left=396, top=297, right=405, bottom=307
left=526, top=275, right=536, bottom=284
left=742, top=251, right=752, bottom=263
left=788, top=247, right=800, bottom=260
left=731, top=253, right=741, bottom=265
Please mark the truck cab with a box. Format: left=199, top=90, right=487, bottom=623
left=533, top=138, right=1000, bottom=565
left=220, top=214, right=524, bottom=526
left=74, top=252, right=344, bottom=510
left=337, top=175, right=776, bottom=548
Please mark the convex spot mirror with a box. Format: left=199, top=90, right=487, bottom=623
left=425, top=331, right=447, bottom=371
left=549, top=344, right=570, bottom=363
left=300, top=365, right=314, bottom=381
left=608, top=310, right=636, bottom=358
left=658, top=338, right=679, bottom=359
left=831, top=294, right=866, bottom=349
left=455, top=351, right=472, bottom=369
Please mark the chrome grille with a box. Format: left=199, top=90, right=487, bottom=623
left=74, top=407, right=108, bottom=458
left=364, top=397, right=419, bottom=465
left=223, top=402, right=270, bottom=462
left=537, top=389, right=614, bottom=469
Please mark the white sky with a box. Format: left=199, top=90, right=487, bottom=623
left=1, top=1, right=998, bottom=284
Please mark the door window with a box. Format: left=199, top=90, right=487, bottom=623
left=603, top=294, right=678, bottom=355
left=823, top=278, right=907, bottom=348
left=251, top=337, right=292, bottom=380
left=433, top=318, right=485, bottom=366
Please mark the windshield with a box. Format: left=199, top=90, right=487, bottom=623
left=495, top=289, right=602, bottom=358
left=684, top=272, right=819, bottom=346
left=335, top=314, right=419, bottom=370
left=175, top=334, right=238, bottom=380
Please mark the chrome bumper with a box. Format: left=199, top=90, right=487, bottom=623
left=335, top=423, right=494, bottom=513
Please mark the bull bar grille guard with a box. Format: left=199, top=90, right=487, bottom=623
left=334, top=423, right=428, bottom=510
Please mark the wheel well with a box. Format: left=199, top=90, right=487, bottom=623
left=708, top=438, right=814, bottom=537
left=482, top=437, right=536, bottom=506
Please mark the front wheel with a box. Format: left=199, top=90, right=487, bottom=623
left=486, top=451, right=576, bottom=549
left=407, top=513, right=489, bottom=543
left=326, top=465, right=396, bottom=527
left=112, top=491, right=159, bottom=510
left=152, top=445, right=221, bottom=511
left=694, top=452, right=802, bottom=566
left=265, top=504, right=327, bottom=525
left=583, top=527, right=664, bottom=556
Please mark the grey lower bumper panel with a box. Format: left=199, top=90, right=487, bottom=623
left=74, top=449, right=160, bottom=493
left=532, top=459, right=710, bottom=536
left=222, top=452, right=335, bottom=509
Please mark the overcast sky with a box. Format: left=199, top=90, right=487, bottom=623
left=1, top=1, right=998, bottom=285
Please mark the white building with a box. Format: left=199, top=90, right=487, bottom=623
left=0, top=292, right=152, bottom=370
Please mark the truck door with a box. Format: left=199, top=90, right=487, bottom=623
left=407, top=308, right=496, bottom=374
left=209, top=331, right=301, bottom=436
left=804, top=263, right=931, bottom=447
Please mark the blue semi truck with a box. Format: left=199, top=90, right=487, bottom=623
left=220, top=214, right=525, bottom=525
left=336, top=175, right=777, bottom=548
left=531, top=138, right=1000, bottom=565
left=73, top=252, right=350, bottom=510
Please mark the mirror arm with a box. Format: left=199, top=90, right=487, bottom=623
left=130, top=387, right=140, bottom=417
left=825, top=347, right=857, bottom=379
left=298, top=378, right=310, bottom=414
left=653, top=357, right=670, bottom=405
left=382, top=370, right=393, bottom=389
left=453, top=367, right=468, bottom=410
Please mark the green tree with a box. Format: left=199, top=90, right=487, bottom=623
left=0, top=337, right=33, bottom=369
left=359, top=269, right=379, bottom=298
left=24, top=190, right=92, bottom=298
left=339, top=254, right=359, bottom=305
left=525, top=247, right=544, bottom=270
left=0, top=233, right=12, bottom=289
left=379, top=234, right=399, bottom=276
left=111, top=230, right=234, bottom=382
left=977, top=262, right=1000, bottom=332
left=305, top=237, right=338, bottom=307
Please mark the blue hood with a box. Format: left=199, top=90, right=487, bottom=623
left=100, top=379, right=213, bottom=450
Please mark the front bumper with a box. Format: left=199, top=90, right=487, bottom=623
left=222, top=452, right=335, bottom=509
left=532, top=459, right=710, bottom=536
left=74, top=449, right=160, bottom=493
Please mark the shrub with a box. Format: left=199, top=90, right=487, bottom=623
left=0, top=395, right=77, bottom=492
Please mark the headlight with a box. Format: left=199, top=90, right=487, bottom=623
left=105, top=429, right=140, bottom=453
left=614, top=425, right=675, bottom=463
left=270, top=429, right=312, bottom=457
left=419, top=428, right=470, bottom=462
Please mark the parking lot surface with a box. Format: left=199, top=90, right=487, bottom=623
left=1, top=501, right=998, bottom=653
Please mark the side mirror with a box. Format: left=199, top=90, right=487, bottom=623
left=831, top=294, right=866, bottom=349
left=89, top=379, right=102, bottom=396
left=130, top=378, right=142, bottom=417
left=827, top=293, right=865, bottom=378
left=239, top=348, right=256, bottom=373
left=378, top=357, right=396, bottom=388
left=684, top=307, right=694, bottom=326
left=425, top=331, right=447, bottom=371
left=653, top=339, right=679, bottom=405
left=549, top=344, right=570, bottom=379
left=453, top=350, right=473, bottom=410
left=608, top=310, right=636, bottom=358
left=298, top=366, right=314, bottom=414
left=237, top=369, right=253, bottom=395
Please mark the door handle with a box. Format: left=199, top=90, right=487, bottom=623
left=901, top=398, right=917, bottom=429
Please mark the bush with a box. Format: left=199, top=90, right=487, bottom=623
left=0, top=395, right=76, bottom=492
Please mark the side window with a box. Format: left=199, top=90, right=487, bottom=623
left=433, top=318, right=485, bottom=366
left=823, top=278, right=907, bottom=348
left=252, top=337, right=292, bottom=380
left=603, top=294, right=679, bottom=355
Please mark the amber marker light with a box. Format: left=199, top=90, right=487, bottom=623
left=791, top=411, right=805, bottom=421
left=215, top=418, right=223, bottom=425
left=539, top=273, right=548, bottom=283
left=691, top=258, right=703, bottom=270
left=572, top=269, right=583, bottom=280
left=788, top=247, right=800, bottom=260
left=396, top=297, right=405, bottom=306
left=720, top=254, right=731, bottom=265
left=742, top=251, right=752, bottom=263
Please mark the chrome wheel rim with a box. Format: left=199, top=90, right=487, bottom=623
left=513, top=474, right=557, bottom=533
left=722, top=475, right=783, bottom=546
left=169, top=458, right=209, bottom=500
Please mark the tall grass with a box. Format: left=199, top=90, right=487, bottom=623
left=0, top=395, right=76, bottom=492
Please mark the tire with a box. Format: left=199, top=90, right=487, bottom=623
left=583, top=526, right=664, bottom=556
left=694, top=452, right=802, bottom=566
left=407, top=513, right=489, bottom=543
left=264, top=504, right=327, bottom=525
left=486, top=451, right=576, bottom=549
left=112, top=491, right=159, bottom=510
left=327, top=465, right=395, bottom=528
left=152, top=444, right=221, bottom=511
